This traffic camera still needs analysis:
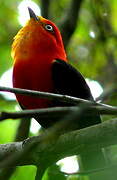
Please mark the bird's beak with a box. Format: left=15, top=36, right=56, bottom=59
left=28, top=7, right=39, bottom=21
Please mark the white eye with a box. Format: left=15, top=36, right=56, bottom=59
left=45, top=24, right=54, bottom=32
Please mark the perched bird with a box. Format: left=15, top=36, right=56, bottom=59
left=12, top=7, right=101, bottom=129
left=12, top=8, right=106, bottom=179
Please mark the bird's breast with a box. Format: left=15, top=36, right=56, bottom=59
left=13, top=58, right=54, bottom=109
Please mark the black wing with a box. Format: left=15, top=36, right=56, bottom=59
left=51, top=59, right=101, bottom=128
left=52, top=59, right=93, bottom=101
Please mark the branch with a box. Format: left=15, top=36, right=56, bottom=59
left=0, top=86, right=89, bottom=104
left=0, top=105, right=117, bottom=121
left=15, top=118, right=31, bottom=141
left=0, top=118, right=117, bottom=168
left=60, top=0, right=83, bottom=47
left=0, top=86, right=114, bottom=109
left=40, top=0, right=50, bottom=18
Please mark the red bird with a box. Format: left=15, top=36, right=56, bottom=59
left=12, top=7, right=101, bottom=128
left=12, top=8, right=107, bottom=179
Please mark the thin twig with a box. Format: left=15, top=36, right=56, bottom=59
left=0, top=86, right=115, bottom=109
left=0, top=105, right=117, bottom=121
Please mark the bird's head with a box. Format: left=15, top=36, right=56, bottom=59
left=12, top=7, right=66, bottom=62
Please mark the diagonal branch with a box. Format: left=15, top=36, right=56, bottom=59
left=0, top=118, right=117, bottom=168
left=0, top=86, right=114, bottom=109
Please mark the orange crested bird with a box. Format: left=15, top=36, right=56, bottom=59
left=12, top=8, right=107, bottom=178
left=12, top=7, right=101, bottom=129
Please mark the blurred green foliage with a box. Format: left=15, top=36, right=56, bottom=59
left=11, top=165, right=36, bottom=180
left=0, top=0, right=117, bottom=180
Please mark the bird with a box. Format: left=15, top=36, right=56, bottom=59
left=12, top=7, right=100, bottom=129
left=11, top=8, right=106, bottom=179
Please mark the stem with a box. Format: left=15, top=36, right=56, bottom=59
left=0, top=86, right=115, bottom=108
left=35, top=166, right=47, bottom=180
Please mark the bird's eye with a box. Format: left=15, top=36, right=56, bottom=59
left=45, top=24, right=54, bottom=32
